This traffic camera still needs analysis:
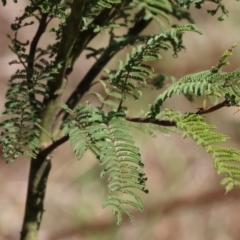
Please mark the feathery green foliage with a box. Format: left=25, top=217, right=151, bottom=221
left=60, top=103, right=147, bottom=224
left=0, top=59, right=60, bottom=162
left=149, top=42, right=240, bottom=118
left=1, top=0, right=240, bottom=234
left=164, top=109, right=240, bottom=192
left=92, top=24, right=202, bottom=111
left=173, top=0, right=237, bottom=21
left=0, top=0, right=65, bottom=162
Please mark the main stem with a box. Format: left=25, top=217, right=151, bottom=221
left=20, top=1, right=86, bottom=239
left=20, top=154, right=51, bottom=240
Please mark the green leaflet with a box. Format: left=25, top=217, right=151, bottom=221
left=82, top=0, right=122, bottom=31
left=165, top=109, right=240, bottom=192
left=60, top=103, right=107, bottom=159
left=0, top=0, right=69, bottom=162
left=149, top=68, right=240, bottom=118
left=101, top=115, right=147, bottom=225
left=0, top=60, right=60, bottom=162
left=60, top=103, right=148, bottom=224
left=92, top=24, right=202, bottom=110
left=1, top=0, right=239, bottom=227
left=173, top=0, right=235, bottom=22
left=130, top=0, right=172, bottom=31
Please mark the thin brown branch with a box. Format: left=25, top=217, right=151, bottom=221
left=41, top=136, right=68, bottom=158
left=57, top=17, right=152, bottom=121
left=45, top=100, right=230, bottom=152
left=126, top=100, right=229, bottom=126
left=126, top=117, right=176, bottom=126
left=195, top=100, right=229, bottom=115
left=27, top=13, right=48, bottom=74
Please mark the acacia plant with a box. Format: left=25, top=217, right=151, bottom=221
left=1, top=0, right=240, bottom=239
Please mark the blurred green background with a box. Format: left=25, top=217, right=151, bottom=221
left=1, top=1, right=240, bottom=240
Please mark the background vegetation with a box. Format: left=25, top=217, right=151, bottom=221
left=1, top=1, right=240, bottom=240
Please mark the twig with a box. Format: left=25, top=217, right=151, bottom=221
left=47, top=99, right=230, bottom=152
left=126, top=117, right=176, bottom=126
left=56, top=17, right=152, bottom=121
left=126, top=100, right=230, bottom=126
left=41, top=135, right=68, bottom=158
left=195, top=100, right=229, bottom=114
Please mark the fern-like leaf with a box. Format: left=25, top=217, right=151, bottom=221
left=100, top=112, right=147, bottom=224
left=149, top=43, right=240, bottom=118
left=130, top=0, right=173, bottom=31
left=60, top=104, right=148, bottom=224
left=165, top=109, right=240, bottom=192
left=93, top=24, right=202, bottom=110
left=0, top=60, right=59, bottom=162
